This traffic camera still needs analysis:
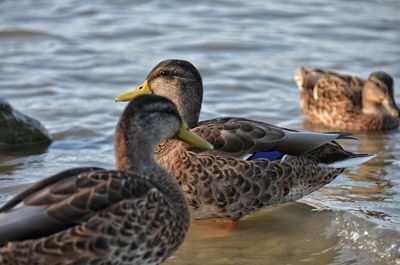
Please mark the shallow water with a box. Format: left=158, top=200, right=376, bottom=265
left=0, top=0, right=400, bottom=264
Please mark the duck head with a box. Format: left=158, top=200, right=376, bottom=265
left=363, top=71, right=399, bottom=117
left=115, top=94, right=212, bottom=172
left=115, top=59, right=203, bottom=128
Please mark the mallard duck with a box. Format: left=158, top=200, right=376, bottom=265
left=115, top=59, right=374, bottom=225
left=294, top=67, right=399, bottom=131
left=0, top=95, right=213, bottom=265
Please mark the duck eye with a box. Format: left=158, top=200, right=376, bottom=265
left=160, top=71, right=170, bottom=77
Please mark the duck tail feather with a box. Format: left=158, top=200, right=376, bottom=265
left=320, top=154, right=375, bottom=169
left=324, top=132, right=357, bottom=140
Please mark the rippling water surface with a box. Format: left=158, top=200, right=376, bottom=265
left=1, top=0, right=400, bottom=264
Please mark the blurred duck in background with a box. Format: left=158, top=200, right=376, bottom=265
left=294, top=68, right=399, bottom=131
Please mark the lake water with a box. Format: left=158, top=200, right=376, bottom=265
left=0, top=0, right=399, bottom=264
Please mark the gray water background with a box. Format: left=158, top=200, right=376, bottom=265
left=0, top=0, right=400, bottom=264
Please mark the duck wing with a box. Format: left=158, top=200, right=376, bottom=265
left=192, top=117, right=344, bottom=157
left=0, top=167, right=155, bottom=245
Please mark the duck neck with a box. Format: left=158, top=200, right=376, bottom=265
left=115, top=124, right=160, bottom=176
left=114, top=122, right=188, bottom=210
left=176, top=99, right=201, bottom=129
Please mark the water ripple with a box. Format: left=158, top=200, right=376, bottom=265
left=0, top=0, right=399, bottom=264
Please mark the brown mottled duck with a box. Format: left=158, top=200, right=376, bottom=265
left=0, top=95, right=212, bottom=265
left=115, top=59, right=374, bottom=227
left=294, top=67, right=399, bottom=131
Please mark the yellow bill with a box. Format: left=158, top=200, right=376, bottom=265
left=178, top=123, right=213, bottom=150
left=115, top=80, right=153, bottom=102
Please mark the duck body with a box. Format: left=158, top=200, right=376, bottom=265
left=156, top=134, right=368, bottom=220
left=295, top=67, right=399, bottom=131
left=116, top=60, right=374, bottom=221
left=0, top=95, right=212, bottom=265
left=0, top=167, right=187, bottom=265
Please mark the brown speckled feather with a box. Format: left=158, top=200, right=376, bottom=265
left=192, top=117, right=284, bottom=157
left=155, top=139, right=368, bottom=221
left=0, top=169, right=188, bottom=265
left=191, top=117, right=351, bottom=158
left=295, top=67, right=399, bottom=131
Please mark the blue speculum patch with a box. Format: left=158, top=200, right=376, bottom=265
left=247, top=151, right=284, bottom=161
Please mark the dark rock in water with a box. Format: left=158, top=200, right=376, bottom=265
left=0, top=99, right=52, bottom=150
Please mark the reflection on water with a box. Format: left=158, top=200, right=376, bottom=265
left=0, top=147, right=48, bottom=175
left=168, top=204, right=400, bottom=265
left=167, top=204, right=342, bottom=265
left=1, top=0, right=400, bottom=264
